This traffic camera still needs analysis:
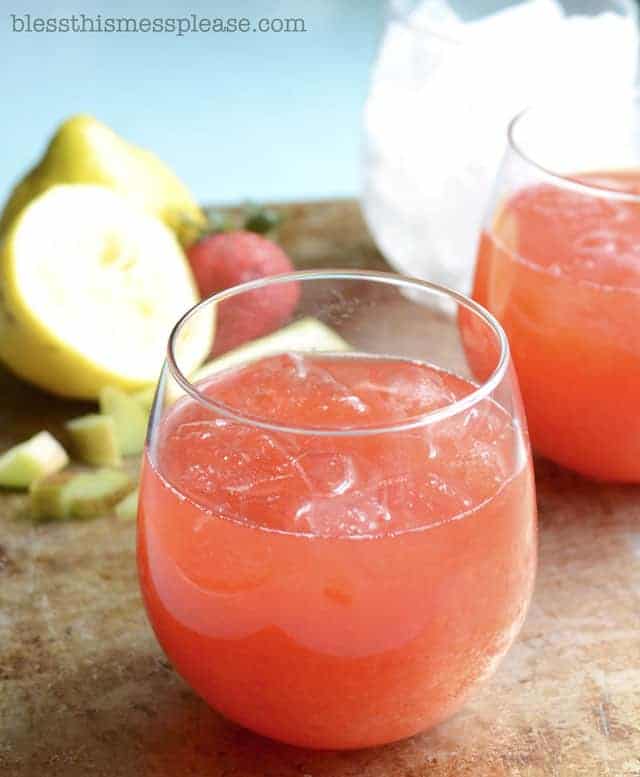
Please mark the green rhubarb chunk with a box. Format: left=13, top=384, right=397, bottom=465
left=131, top=385, right=156, bottom=413
left=65, top=414, right=121, bottom=466
left=99, top=386, right=148, bottom=456
left=115, top=488, right=139, bottom=521
left=0, top=431, right=69, bottom=489
left=29, top=468, right=134, bottom=521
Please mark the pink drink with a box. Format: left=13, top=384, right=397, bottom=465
left=138, top=352, right=536, bottom=748
left=474, top=170, right=640, bottom=480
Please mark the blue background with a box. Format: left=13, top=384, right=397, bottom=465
left=1, top=1, right=387, bottom=206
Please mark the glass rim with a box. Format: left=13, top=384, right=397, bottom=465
left=167, top=269, right=510, bottom=437
left=507, top=98, right=640, bottom=204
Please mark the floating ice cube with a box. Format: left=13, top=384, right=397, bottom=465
left=212, top=354, right=371, bottom=426
left=293, top=451, right=358, bottom=496
left=295, top=491, right=393, bottom=537
left=353, top=364, right=458, bottom=418
left=168, top=420, right=310, bottom=520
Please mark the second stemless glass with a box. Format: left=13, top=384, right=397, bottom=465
left=138, top=271, right=536, bottom=749
left=474, top=95, right=640, bottom=482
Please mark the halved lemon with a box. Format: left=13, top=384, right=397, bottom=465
left=0, top=184, right=212, bottom=399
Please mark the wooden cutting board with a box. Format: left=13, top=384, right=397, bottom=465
left=1, top=200, right=638, bottom=776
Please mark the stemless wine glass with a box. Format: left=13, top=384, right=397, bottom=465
left=473, top=94, right=640, bottom=482
left=138, top=270, right=537, bottom=750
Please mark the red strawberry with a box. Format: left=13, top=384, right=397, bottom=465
left=186, top=230, right=300, bottom=355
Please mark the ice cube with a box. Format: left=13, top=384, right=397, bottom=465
left=166, top=420, right=311, bottom=523
left=208, top=354, right=370, bottom=427
left=293, top=451, right=357, bottom=497
left=435, top=403, right=515, bottom=499
left=351, top=361, right=462, bottom=422
left=295, top=491, right=392, bottom=537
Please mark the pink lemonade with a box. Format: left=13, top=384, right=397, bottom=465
left=138, top=353, right=536, bottom=749
left=474, top=171, right=640, bottom=481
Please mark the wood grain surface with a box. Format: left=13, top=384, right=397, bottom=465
left=1, top=200, right=639, bottom=776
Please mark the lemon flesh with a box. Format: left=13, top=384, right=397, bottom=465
left=0, top=114, right=205, bottom=244
left=0, top=184, right=213, bottom=399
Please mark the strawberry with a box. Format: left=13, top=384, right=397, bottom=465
left=186, top=230, right=300, bottom=355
